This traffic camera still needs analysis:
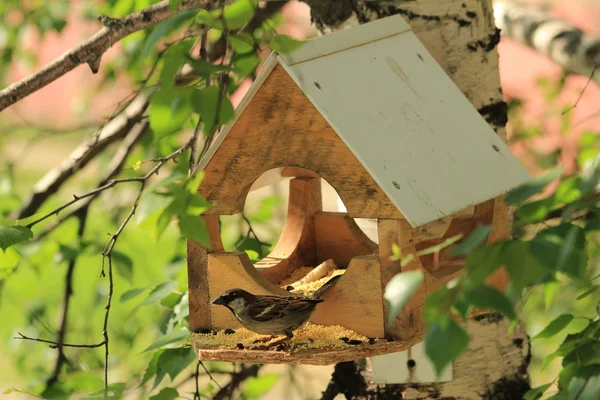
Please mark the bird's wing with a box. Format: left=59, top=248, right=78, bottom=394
left=248, top=297, right=322, bottom=321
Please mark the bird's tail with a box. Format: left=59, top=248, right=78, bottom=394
left=312, top=274, right=341, bottom=299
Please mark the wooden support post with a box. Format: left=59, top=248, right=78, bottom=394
left=256, top=177, right=322, bottom=283
left=187, top=215, right=224, bottom=332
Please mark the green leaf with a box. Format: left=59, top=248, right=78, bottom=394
left=186, top=56, right=231, bottom=78
left=531, top=224, right=587, bottom=279
left=143, top=329, right=189, bottom=352
left=112, top=250, right=134, bottom=283
left=425, top=317, right=469, bottom=376
left=190, top=86, right=235, bottom=135
left=179, top=214, right=210, bottom=246
left=533, top=314, right=574, bottom=340
left=223, top=0, right=256, bottom=29
left=270, top=34, right=305, bottom=54
left=577, top=287, right=599, bottom=301
left=149, top=87, right=193, bottom=137
left=150, top=387, right=178, bottom=400
left=194, top=9, right=223, bottom=28
left=502, top=240, right=553, bottom=294
left=384, top=270, right=424, bottom=326
left=563, top=340, right=600, bottom=367
left=463, top=285, right=516, bottom=319
left=227, top=33, right=255, bottom=54
left=141, top=280, right=179, bottom=306
left=567, top=366, right=600, bottom=400
left=154, top=347, right=196, bottom=389
left=423, top=286, right=452, bottom=326
left=463, top=242, right=503, bottom=286
left=233, top=53, right=260, bottom=78
left=245, top=249, right=259, bottom=262
left=143, top=9, right=197, bottom=56
left=243, top=374, right=280, bottom=399
left=160, top=39, right=195, bottom=87
left=0, top=226, right=33, bottom=252
left=142, top=350, right=164, bottom=386
left=524, top=382, right=553, bottom=400
left=558, top=363, right=578, bottom=390
left=120, top=287, right=147, bottom=303
left=504, top=166, right=563, bottom=205
left=451, top=224, right=492, bottom=256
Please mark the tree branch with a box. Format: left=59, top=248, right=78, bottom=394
left=45, top=208, right=89, bottom=390
left=0, top=0, right=225, bottom=112
left=213, top=364, right=261, bottom=400
left=35, top=119, right=149, bottom=239
left=495, top=0, right=600, bottom=85
left=15, top=92, right=150, bottom=219
left=15, top=333, right=104, bottom=349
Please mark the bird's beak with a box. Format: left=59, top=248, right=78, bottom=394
left=211, top=297, right=226, bottom=306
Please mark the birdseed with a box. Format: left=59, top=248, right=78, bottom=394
left=193, top=322, right=368, bottom=351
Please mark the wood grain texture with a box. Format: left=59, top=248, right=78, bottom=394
left=314, top=212, right=378, bottom=266
left=193, top=335, right=421, bottom=365
left=198, top=64, right=403, bottom=219
left=311, top=256, right=385, bottom=338
left=256, top=177, right=321, bottom=283
left=187, top=238, right=211, bottom=332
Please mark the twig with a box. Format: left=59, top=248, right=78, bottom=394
left=15, top=333, right=104, bottom=349
left=46, top=208, right=89, bottom=390
left=15, top=92, right=150, bottom=219
left=199, top=361, right=223, bottom=390
left=0, top=0, right=225, bottom=112
left=35, top=120, right=149, bottom=239
left=212, top=364, right=261, bottom=400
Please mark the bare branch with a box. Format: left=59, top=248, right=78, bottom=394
left=35, top=119, right=149, bottom=239
left=15, top=333, right=104, bottom=349
left=0, top=0, right=225, bottom=112
left=15, top=92, right=150, bottom=219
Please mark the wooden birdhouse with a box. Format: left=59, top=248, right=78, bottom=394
left=187, top=15, right=531, bottom=365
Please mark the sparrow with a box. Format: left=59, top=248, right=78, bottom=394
left=211, top=275, right=341, bottom=340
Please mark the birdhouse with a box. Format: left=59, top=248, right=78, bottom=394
left=187, top=15, right=531, bottom=365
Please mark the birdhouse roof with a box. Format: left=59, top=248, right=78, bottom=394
left=198, top=15, right=531, bottom=227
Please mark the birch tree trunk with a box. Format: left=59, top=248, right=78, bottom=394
left=302, top=1, right=531, bottom=398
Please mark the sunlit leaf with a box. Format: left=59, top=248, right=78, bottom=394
left=120, top=287, right=147, bottom=303
left=0, top=226, right=33, bottom=252
left=384, top=270, right=424, bottom=326
left=223, top=0, right=256, bottom=29
left=533, top=314, right=574, bottom=340
left=243, top=374, right=280, bottom=399
left=141, top=281, right=179, bottom=306
left=270, top=34, right=305, bottom=54
left=190, top=86, right=235, bottom=135
left=178, top=214, right=210, bottom=246
left=143, top=329, right=189, bottom=352
left=227, top=33, right=255, bottom=54
left=143, top=9, right=197, bottom=56
left=523, top=382, right=552, bottom=400
left=149, top=87, right=193, bottom=137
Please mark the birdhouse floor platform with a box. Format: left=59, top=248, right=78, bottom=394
left=192, top=323, right=420, bottom=365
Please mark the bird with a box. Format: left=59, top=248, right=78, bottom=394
left=211, top=275, right=341, bottom=342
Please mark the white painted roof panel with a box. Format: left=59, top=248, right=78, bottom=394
left=279, top=15, right=531, bottom=227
